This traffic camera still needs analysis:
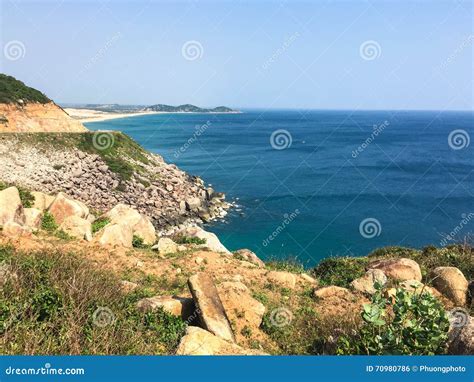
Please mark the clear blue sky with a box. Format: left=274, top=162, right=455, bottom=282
left=1, top=0, right=472, bottom=110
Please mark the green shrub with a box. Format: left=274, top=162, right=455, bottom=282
left=312, top=256, right=368, bottom=287
left=172, top=235, right=206, bottom=245
left=0, top=245, right=186, bottom=354
left=132, top=235, right=149, bottom=249
left=266, top=257, right=305, bottom=274
left=336, top=284, right=450, bottom=355
left=91, top=217, right=110, bottom=234
left=0, top=74, right=51, bottom=104
left=40, top=212, right=58, bottom=232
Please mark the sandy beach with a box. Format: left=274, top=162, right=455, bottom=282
left=64, top=108, right=160, bottom=123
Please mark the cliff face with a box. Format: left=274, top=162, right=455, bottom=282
left=0, top=102, right=86, bottom=132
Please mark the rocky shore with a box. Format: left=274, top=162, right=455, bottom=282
left=0, top=132, right=229, bottom=233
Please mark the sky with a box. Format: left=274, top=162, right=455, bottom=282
left=1, top=0, right=473, bottom=110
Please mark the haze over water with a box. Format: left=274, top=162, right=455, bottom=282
left=87, top=109, right=474, bottom=266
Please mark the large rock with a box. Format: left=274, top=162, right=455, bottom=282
left=188, top=273, right=235, bottom=343
left=96, top=223, right=133, bottom=247
left=431, top=267, right=468, bottom=306
left=448, top=314, right=473, bottom=355
left=234, top=249, right=265, bottom=267
left=23, top=208, right=43, bottom=230
left=48, top=192, right=89, bottom=225
left=153, top=237, right=178, bottom=255
left=185, top=197, right=201, bottom=211
left=218, top=281, right=266, bottom=332
left=267, top=271, right=296, bottom=289
left=105, top=203, right=141, bottom=226
left=369, top=258, right=422, bottom=282
left=0, top=187, right=25, bottom=226
left=136, top=296, right=195, bottom=320
left=2, top=221, right=32, bottom=238
left=314, top=286, right=353, bottom=299
left=31, top=191, right=54, bottom=211
left=350, top=269, right=387, bottom=295
left=176, top=327, right=266, bottom=355
left=180, top=226, right=230, bottom=254
left=105, top=204, right=155, bottom=244
left=60, top=216, right=92, bottom=241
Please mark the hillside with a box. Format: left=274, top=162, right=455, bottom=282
left=0, top=73, right=86, bottom=132
left=143, top=104, right=236, bottom=113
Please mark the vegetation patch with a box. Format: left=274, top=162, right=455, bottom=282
left=266, top=257, right=305, bottom=274
left=91, top=217, right=110, bottom=234
left=0, top=245, right=186, bottom=355
left=172, top=235, right=206, bottom=245
left=312, top=256, right=369, bottom=288
left=0, top=74, right=51, bottom=104
left=336, top=284, right=449, bottom=355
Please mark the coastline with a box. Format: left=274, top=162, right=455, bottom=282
left=65, top=108, right=242, bottom=123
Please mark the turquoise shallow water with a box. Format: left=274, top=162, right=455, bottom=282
left=86, top=109, right=474, bottom=266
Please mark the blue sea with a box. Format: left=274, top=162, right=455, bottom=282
left=86, top=110, right=473, bottom=267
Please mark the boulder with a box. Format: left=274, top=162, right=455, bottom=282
left=234, top=249, right=265, bottom=267
left=218, top=281, right=266, bottom=331
left=23, top=208, right=43, bottom=230
left=153, top=238, right=178, bottom=255
left=48, top=192, right=89, bottom=225
left=136, top=296, right=195, bottom=320
left=2, top=221, right=32, bottom=238
left=448, top=314, right=473, bottom=355
left=179, top=226, right=230, bottom=254
left=267, top=271, right=296, bottom=289
left=369, top=258, right=422, bottom=282
left=300, top=273, right=318, bottom=284
left=314, top=286, right=353, bottom=299
left=176, top=327, right=266, bottom=355
left=96, top=223, right=133, bottom=247
left=188, top=273, right=235, bottom=343
left=0, top=187, right=25, bottom=226
left=105, top=204, right=155, bottom=244
left=60, top=216, right=92, bottom=241
left=105, top=203, right=142, bottom=226
left=133, top=216, right=156, bottom=245
left=350, top=269, right=387, bottom=295
left=31, top=191, right=54, bottom=211
left=185, top=197, right=201, bottom=211
left=431, top=267, right=468, bottom=306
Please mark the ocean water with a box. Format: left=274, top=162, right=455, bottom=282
left=86, top=110, right=474, bottom=267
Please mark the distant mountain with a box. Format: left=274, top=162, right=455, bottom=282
left=143, top=104, right=237, bottom=113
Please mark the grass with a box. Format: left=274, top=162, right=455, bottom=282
left=172, top=235, right=206, bottom=245
left=91, top=217, right=110, bottom=234
left=265, top=256, right=305, bottom=274
left=0, top=74, right=50, bottom=104
left=1, top=132, right=151, bottom=182
left=0, top=182, right=35, bottom=208
left=311, top=256, right=369, bottom=288
left=0, top=245, right=186, bottom=355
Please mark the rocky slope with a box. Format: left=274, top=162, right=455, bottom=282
left=0, top=132, right=228, bottom=232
